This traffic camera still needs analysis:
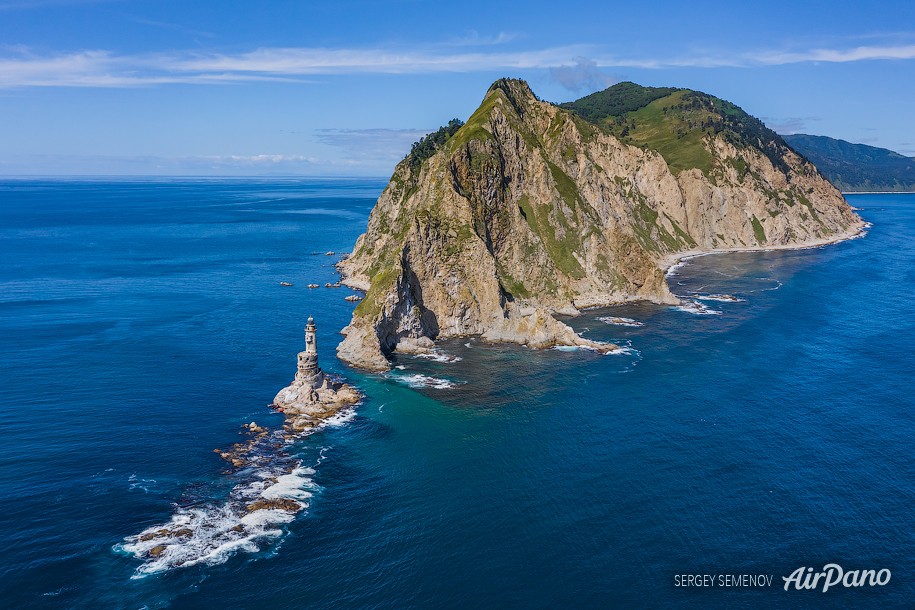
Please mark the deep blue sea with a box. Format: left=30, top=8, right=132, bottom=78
left=0, top=179, right=912, bottom=609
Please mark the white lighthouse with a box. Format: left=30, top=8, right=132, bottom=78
left=295, top=314, right=324, bottom=387
left=304, top=315, right=317, bottom=355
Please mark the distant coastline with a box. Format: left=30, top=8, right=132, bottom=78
left=842, top=190, right=915, bottom=195
left=661, top=219, right=870, bottom=276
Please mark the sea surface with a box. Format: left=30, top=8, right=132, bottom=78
left=0, top=179, right=912, bottom=609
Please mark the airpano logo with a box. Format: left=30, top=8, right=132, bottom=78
left=782, top=564, right=891, bottom=592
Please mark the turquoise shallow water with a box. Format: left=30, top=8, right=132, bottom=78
left=0, top=180, right=912, bottom=608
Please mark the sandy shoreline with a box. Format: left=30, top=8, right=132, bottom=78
left=660, top=219, right=870, bottom=276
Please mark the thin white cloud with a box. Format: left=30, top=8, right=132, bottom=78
left=166, top=45, right=594, bottom=75
left=0, top=0, right=118, bottom=10
left=761, top=116, right=822, bottom=135
left=315, top=127, right=432, bottom=162
left=441, top=31, right=519, bottom=47
left=0, top=152, right=387, bottom=176
left=750, top=44, right=915, bottom=65
left=2, top=40, right=915, bottom=88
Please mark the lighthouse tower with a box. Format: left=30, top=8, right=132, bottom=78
left=296, top=315, right=324, bottom=386
left=304, top=315, right=318, bottom=355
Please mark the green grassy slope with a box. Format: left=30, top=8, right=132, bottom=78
left=561, top=82, right=793, bottom=176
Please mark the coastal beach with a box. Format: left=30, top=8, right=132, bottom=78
left=660, top=218, right=870, bottom=276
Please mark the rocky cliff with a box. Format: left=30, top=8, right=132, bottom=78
left=336, top=79, right=863, bottom=370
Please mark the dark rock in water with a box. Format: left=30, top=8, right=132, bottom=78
left=246, top=498, right=301, bottom=513
left=148, top=544, right=167, bottom=557
left=139, top=528, right=172, bottom=542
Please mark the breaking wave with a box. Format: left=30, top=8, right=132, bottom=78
left=411, top=351, right=463, bottom=363
left=551, top=343, right=637, bottom=356
left=694, top=294, right=745, bottom=303
left=674, top=300, right=722, bottom=315
left=390, top=373, right=462, bottom=389
left=597, top=316, right=644, bottom=327
left=115, top=408, right=355, bottom=578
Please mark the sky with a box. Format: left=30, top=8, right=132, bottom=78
left=1, top=0, right=914, bottom=176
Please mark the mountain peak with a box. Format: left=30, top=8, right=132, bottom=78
left=335, top=79, right=862, bottom=370
left=486, top=77, right=536, bottom=100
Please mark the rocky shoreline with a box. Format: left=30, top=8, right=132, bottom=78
left=121, top=316, right=361, bottom=572
left=661, top=219, right=870, bottom=276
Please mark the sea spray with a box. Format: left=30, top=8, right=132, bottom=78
left=116, top=408, right=355, bottom=577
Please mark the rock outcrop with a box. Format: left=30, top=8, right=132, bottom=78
left=337, top=78, right=863, bottom=370
left=273, top=316, right=361, bottom=431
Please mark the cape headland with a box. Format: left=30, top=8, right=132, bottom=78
left=336, top=79, right=864, bottom=370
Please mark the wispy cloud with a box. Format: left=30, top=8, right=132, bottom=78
left=0, top=0, right=118, bottom=10
left=762, top=116, right=822, bottom=135
left=126, top=16, right=216, bottom=40
left=750, top=44, right=915, bottom=65
left=549, top=57, right=616, bottom=91
left=442, top=31, right=518, bottom=47
left=315, top=127, right=432, bottom=165
left=2, top=39, right=915, bottom=88
left=0, top=152, right=388, bottom=176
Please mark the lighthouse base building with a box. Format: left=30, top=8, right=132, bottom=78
left=272, top=316, right=361, bottom=432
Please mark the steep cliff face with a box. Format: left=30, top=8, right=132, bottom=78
left=337, top=79, right=862, bottom=370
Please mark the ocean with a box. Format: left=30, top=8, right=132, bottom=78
left=0, top=179, right=912, bottom=609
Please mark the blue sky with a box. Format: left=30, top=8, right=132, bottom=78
left=1, top=0, right=914, bottom=176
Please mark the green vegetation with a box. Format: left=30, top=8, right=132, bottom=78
left=664, top=213, right=698, bottom=247
left=406, top=119, right=464, bottom=169
left=750, top=215, right=767, bottom=244
left=446, top=91, right=502, bottom=152
left=562, top=83, right=794, bottom=176
left=546, top=161, right=581, bottom=211
left=496, top=264, right=531, bottom=299
left=784, top=134, right=915, bottom=192
left=354, top=265, right=399, bottom=318
left=517, top=194, right=586, bottom=278
left=560, top=82, right=681, bottom=123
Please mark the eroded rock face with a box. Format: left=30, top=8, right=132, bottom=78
left=337, top=79, right=863, bottom=370
left=272, top=355, right=361, bottom=433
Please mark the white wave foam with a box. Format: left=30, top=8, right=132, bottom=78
left=317, top=406, right=357, bottom=429
left=666, top=260, right=689, bottom=277
left=128, top=474, right=157, bottom=493
left=674, top=300, right=722, bottom=315
left=116, top=421, right=347, bottom=577
left=117, top=493, right=298, bottom=578
left=551, top=342, right=632, bottom=356
left=748, top=279, right=783, bottom=293
left=694, top=294, right=745, bottom=303
left=597, top=316, right=644, bottom=327
left=411, top=351, right=462, bottom=363
left=260, top=467, right=315, bottom=501
left=551, top=345, right=581, bottom=352
left=604, top=345, right=639, bottom=356
left=391, top=373, right=461, bottom=389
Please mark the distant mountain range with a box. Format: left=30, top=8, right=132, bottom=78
left=784, top=134, right=915, bottom=192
